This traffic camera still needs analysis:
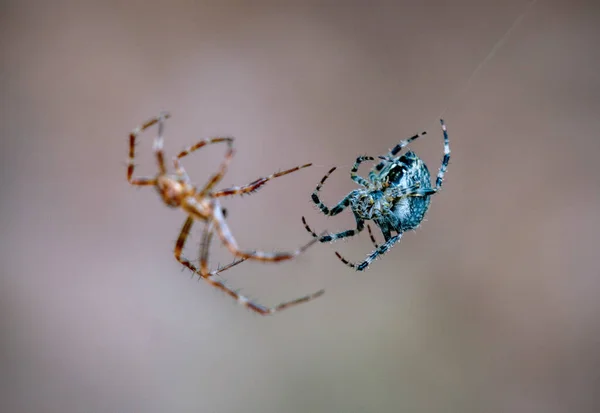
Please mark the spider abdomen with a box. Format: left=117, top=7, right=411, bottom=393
left=393, top=195, right=431, bottom=231
left=385, top=154, right=433, bottom=231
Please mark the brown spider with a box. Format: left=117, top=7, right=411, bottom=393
left=127, top=112, right=324, bottom=315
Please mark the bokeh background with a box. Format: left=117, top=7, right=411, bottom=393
left=2, top=1, right=600, bottom=412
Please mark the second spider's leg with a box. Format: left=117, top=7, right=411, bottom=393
left=335, top=232, right=404, bottom=271
left=213, top=163, right=312, bottom=198
left=302, top=215, right=365, bottom=243
left=303, top=169, right=358, bottom=241
left=334, top=221, right=389, bottom=266
left=350, top=156, right=375, bottom=187
left=127, top=112, right=172, bottom=185
left=435, top=119, right=451, bottom=189
left=309, top=167, right=355, bottom=217
left=172, top=136, right=234, bottom=184
left=371, top=130, right=427, bottom=175
left=175, top=216, right=323, bottom=316
left=211, top=203, right=320, bottom=262
left=366, top=224, right=379, bottom=249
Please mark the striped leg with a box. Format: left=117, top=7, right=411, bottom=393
left=350, top=156, right=375, bottom=187
left=309, top=167, right=357, bottom=217
left=173, top=136, right=234, bottom=184
left=387, top=130, right=428, bottom=157
left=388, top=187, right=437, bottom=198
left=378, top=181, right=436, bottom=200
left=302, top=216, right=365, bottom=243
left=175, top=216, right=323, bottom=315
left=435, top=119, right=451, bottom=189
left=198, top=143, right=236, bottom=199
left=127, top=112, right=172, bottom=185
left=198, top=218, right=246, bottom=275
left=370, top=130, right=427, bottom=177
left=366, top=224, right=379, bottom=248
left=211, top=203, right=321, bottom=262
left=213, top=163, right=312, bottom=198
left=335, top=232, right=404, bottom=271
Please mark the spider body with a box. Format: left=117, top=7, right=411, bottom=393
left=127, top=112, right=324, bottom=315
left=370, top=150, right=433, bottom=233
left=303, top=119, right=450, bottom=271
left=155, top=175, right=192, bottom=208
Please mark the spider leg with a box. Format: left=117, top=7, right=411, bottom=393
left=350, top=156, right=375, bottom=187
left=302, top=216, right=365, bottom=243
left=366, top=224, right=379, bottom=248
left=174, top=216, right=243, bottom=278
left=173, top=136, right=234, bottom=184
left=312, top=190, right=355, bottom=217
left=309, top=167, right=357, bottom=217
left=335, top=232, right=403, bottom=271
left=127, top=112, right=172, bottom=185
left=371, top=130, right=427, bottom=173
left=385, top=182, right=436, bottom=200
left=213, top=163, right=312, bottom=198
left=310, top=166, right=336, bottom=214
left=198, top=218, right=246, bottom=274
left=387, top=130, right=428, bottom=157
left=211, top=202, right=320, bottom=262
left=435, top=119, right=451, bottom=189
left=198, top=143, right=236, bottom=199
left=175, top=216, right=323, bottom=315
left=334, top=222, right=389, bottom=267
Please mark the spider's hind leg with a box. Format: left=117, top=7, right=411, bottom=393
left=175, top=215, right=323, bottom=316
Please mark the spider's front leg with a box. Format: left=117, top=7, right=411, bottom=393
left=308, top=167, right=355, bottom=217
left=172, top=136, right=234, bottom=185
left=383, top=180, right=436, bottom=199
left=335, top=232, right=404, bottom=271
left=370, top=130, right=427, bottom=176
left=127, top=112, right=172, bottom=186
left=213, top=163, right=312, bottom=198
left=302, top=167, right=360, bottom=243
left=350, top=156, right=375, bottom=187
left=435, top=119, right=451, bottom=190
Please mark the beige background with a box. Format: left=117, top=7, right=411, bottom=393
left=2, top=1, right=600, bottom=412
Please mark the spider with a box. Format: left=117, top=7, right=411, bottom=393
left=127, top=112, right=325, bottom=315
left=302, top=119, right=450, bottom=271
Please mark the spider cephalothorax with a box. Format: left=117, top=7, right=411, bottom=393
left=303, top=119, right=450, bottom=271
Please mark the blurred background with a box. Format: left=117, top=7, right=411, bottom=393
left=1, top=1, right=599, bottom=412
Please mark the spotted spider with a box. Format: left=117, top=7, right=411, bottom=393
left=302, top=119, right=450, bottom=271
left=127, top=112, right=325, bottom=315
